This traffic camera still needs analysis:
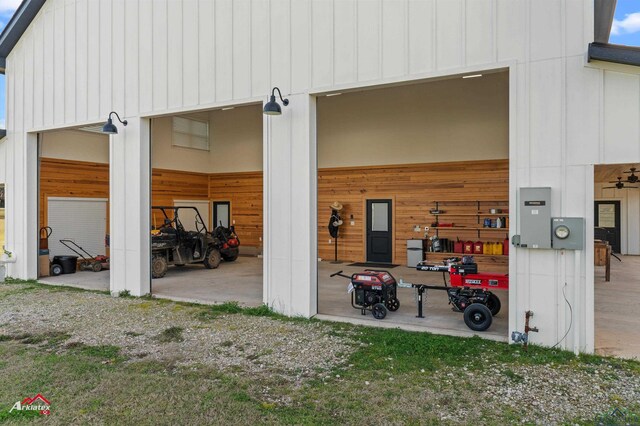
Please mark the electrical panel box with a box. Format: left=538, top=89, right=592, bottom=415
left=518, top=187, right=552, bottom=249
left=551, top=217, right=585, bottom=250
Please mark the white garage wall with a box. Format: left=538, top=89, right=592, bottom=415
left=0, top=138, right=6, bottom=183
left=40, top=130, right=109, bottom=164
left=5, top=0, right=640, bottom=352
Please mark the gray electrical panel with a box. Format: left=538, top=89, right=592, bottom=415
left=551, top=217, right=585, bottom=250
left=518, top=187, right=552, bottom=249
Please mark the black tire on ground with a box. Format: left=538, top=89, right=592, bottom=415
left=79, top=261, right=89, bottom=271
left=386, top=297, right=400, bottom=312
left=92, top=262, right=103, bottom=273
left=151, top=255, right=168, bottom=279
left=221, top=250, right=239, bottom=262
left=486, top=293, right=501, bottom=316
left=203, top=248, right=222, bottom=269
left=463, top=303, right=493, bottom=332
left=50, top=264, right=63, bottom=276
left=372, top=303, right=388, bottom=320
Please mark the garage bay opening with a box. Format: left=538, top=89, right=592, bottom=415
left=594, top=163, right=640, bottom=358
left=316, top=70, right=510, bottom=338
left=37, top=127, right=111, bottom=291
left=149, top=104, right=263, bottom=305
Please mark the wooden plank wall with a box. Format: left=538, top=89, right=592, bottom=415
left=39, top=159, right=264, bottom=249
left=208, top=172, right=263, bottom=250
left=317, top=159, right=509, bottom=272
left=39, top=158, right=111, bottom=234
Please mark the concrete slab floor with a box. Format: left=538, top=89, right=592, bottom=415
left=595, top=255, right=640, bottom=360
left=38, top=256, right=264, bottom=307
left=151, top=256, right=263, bottom=306
left=317, top=261, right=509, bottom=341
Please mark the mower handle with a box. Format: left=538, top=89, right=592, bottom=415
left=330, top=270, right=352, bottom=279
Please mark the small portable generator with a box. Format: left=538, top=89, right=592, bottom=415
left=330, top=269, right=400, bottom=320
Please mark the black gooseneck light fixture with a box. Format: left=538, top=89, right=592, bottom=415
left=102, top=111, right=128, bottom=134
left=263, top=87, right=289, bottom=116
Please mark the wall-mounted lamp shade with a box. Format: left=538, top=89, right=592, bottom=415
left=263, top=87, right=289, bottom=116
left=101, top=111, right=128, bottom=134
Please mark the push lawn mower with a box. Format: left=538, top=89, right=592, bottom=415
left=55, top=239, right=110, bottom=273
left=330, top=270, right=400, bottom=320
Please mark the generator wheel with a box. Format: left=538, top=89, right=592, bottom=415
left=50, top=264, right=63, bottom=276
left=372, top=303, right=388, bottom=320
left=151, top=255, right=168, bottom=278
left=486, top=293, right=501, bottom=316
left=463, top=303, right=493, bottom=331
left=386, top=297, right=400, bottom=312
left=92, top=262, right=103, bottom=273
left=204, top=248, right=222, bottom=269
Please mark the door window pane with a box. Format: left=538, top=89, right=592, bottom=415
left=598, top=204, right=615, bottom=228
left=371, top=202, right=388, bottom=232
left=215, top=203, right=230, bottom=228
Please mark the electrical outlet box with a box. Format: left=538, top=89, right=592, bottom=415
left=518, top=187, right=551, bottom=249
left=551, top=217, right=585, bottom=250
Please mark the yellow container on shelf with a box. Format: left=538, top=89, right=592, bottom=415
left=483, top=242, right=492, bottom=255
left=494, top=241, right=503, bottom=255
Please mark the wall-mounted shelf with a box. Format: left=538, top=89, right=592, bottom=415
left=432, top=226, right=508, bottom=232
left=430, top=200, right=509, bottom=240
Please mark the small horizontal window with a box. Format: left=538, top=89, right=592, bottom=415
left=172, top=117, right=210, bottom=151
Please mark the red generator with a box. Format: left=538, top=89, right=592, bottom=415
left=330, top=270, right=400, bottom=319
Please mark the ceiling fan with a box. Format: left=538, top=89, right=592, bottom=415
left=604, top=177, right=639, bottom=190
left=623, top=167, right=639, bottom=184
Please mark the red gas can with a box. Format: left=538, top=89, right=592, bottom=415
left=463, top=240, right=474, bottom=254
left=454, top=240, right=464, bottom=253
left=503, top=238, right=509, bottom=255
left=473, top=241, right=484, bottom=254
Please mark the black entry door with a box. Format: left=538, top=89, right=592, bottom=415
left=594, top=200, right=621, bottom=253
left=366, top=199, right=392, bottom=263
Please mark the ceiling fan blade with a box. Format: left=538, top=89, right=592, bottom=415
left=603, top=186, right=617, bottom=189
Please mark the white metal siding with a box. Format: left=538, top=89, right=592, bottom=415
left=47, top=198, right=108, bottom=260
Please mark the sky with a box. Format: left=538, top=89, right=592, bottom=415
left=609, top=0, right=640, bottom=46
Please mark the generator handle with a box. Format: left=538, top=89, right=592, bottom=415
left=330, top=270, right=351, bottom=279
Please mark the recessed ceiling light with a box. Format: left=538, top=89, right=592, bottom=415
left=222, top=107, right=235, bottom=111
left=462, top=74, right=483, bottom=79
left=326, top=93, right=342, bottom=97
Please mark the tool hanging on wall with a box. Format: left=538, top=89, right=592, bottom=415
left=328, top=202, right=344, bottom=264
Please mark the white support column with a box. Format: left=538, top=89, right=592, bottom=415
left=109, top=117, right=151, bottom=296
left=4, top=132, right=38, bottom=280
left=263, top=94, right=317, bottom=317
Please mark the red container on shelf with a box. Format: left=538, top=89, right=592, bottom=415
left=463, top=240, right=474, bottom=254
left=454, top=240, right=464, bottom=253
left=503, top=237, right=509, bottom=255
left=473, top=241, right=484, bottom=254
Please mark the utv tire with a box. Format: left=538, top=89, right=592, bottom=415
left=152, top=255, right=168, bottom=279
left=221, top=251, right=239, bottom=262
left=463, top=303, right=493, bottom=332
left=372, top=303, right=388, bottom=320
left=486, top=293, right=501, bottom=316
left=50, top=264, right=63, bottom=276
left=204, top=248, right=222, bottom=269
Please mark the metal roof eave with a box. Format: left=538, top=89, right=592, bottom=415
left=0, top=0, right=47, bottom=75
left=588, top=42, right=640, bottom=67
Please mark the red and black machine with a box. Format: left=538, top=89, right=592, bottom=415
left=407, top=256, right=508, bottom=331
left=330, top=269, right=400, bottom=320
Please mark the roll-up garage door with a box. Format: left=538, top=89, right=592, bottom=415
left=47, top=197, right=108, bottom=258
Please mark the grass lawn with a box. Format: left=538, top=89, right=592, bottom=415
left=0, top=280, right=639, bottom=425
